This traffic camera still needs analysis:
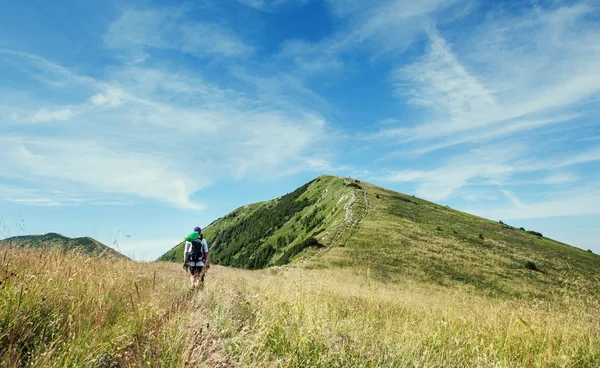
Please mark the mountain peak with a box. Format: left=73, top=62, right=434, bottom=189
left=158, top=176, right=599, bottom=298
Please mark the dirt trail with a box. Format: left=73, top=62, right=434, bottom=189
left=182, top=292, right=234, bottom=367
left=329, top=182, right=370, bottom=247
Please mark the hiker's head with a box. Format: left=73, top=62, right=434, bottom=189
left=194, top=226, right=202, bottom=234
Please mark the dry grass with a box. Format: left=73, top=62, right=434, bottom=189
left=2, top=246, right=599, bottom=367
left=0, top=246, right=192, bottom=367
left=198, top=266, right=600, bottom=368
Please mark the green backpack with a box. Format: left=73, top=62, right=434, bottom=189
left=184, top=232, right=199, bottom=242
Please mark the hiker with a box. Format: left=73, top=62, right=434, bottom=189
left=183, top=226, right=210, bottom=289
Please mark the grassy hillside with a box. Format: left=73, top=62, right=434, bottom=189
left=197, top=265, right=600, bottom=367
left=158, top=176, right=369, bottom=267
left=0, top=247, right=192, bottom=367
left=159, top=175, right=600, bottom=299
left=0, top=233, right=127, bottom=259
left=4, top=247, right=598, bottom=367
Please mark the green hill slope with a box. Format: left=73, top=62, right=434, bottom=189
left=158, top=175, right=600, bottom=298
left=0, top=232, right=127, bottom=259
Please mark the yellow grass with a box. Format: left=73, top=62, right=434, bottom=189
left=196, top=266, right=600, bottom=367
left=2, top=246, right=599, bottom=367
left=0, top=247, right=192, bottom=367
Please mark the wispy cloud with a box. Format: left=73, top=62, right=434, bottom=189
left=539, top=173, right=579, bottom=185
left=27, top=108, right=76, bottom=123
left=383, top=143, right=520, bottom=200
left=392, top=27, right=496, bottom=137
left=468, top=185, right=600, bottom=220
left=0, top=136, right=206, bottom=209
left=501, top=189, right=524, bottom=208
left=0, top=16, right=329, bottom=209
left=104, top=8, right=253, bottom=58
left=382, top=143, right=600, bottom=203
left=236, top=0, right=309, bottom=12
left=382, top=3, right=600, bottom=146
left=278, top=0, right=463, bottom=74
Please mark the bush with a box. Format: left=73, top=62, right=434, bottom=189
left=519, top=227, right=526, bottom=231
left=347, top=182, right=362, bottom=189
left=588, top=249, right=594, bottom=253
left=436, top=226, right=443, bottom=231
left=525, top=261, right=539, bottom=271
left=376, top=194, right=381, bottom=199
left=478, top=234, right=484, bottom=240
left=527, top=230, right=543, bottom=237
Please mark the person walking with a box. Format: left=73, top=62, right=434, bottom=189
left=183, top=226, right=210, bottom=290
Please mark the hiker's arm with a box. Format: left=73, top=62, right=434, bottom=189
left=205, top=252, right=210, bottom=269
left=183, top=242, right=189, bottom=268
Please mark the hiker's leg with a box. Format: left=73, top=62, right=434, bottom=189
left=190, top=267, right=197, bottom=288
left=199, top=267, right=205, bottom=290
left=192, top=267, right=201, bottom=288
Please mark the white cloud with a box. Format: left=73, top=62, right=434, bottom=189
left=501, top=189, right=524, bottom=208
left=369, top=3, right=600, bottom=159
left=278, top=0, right=462, bottom=74
left=28, top=108, right=75, bottom=122
left=539, top=173, right=579, bottom=185
left=90, top=87, right=126, bottom=108
left=384, top=144, right=520, bottom=200
left=0, top=137, right=205, bottom=209
left=4, top=198, right=63, bottom=207
left=104, top=8, right=252, bottom=58
left=394, top=27, right=496, bottom=137
left=468, top=186, right=600, bottom=220
left=236, top=0, right=309, bottom=12
left=0, top=45, right=329, bottom=208
left=408, top=115, right=581, bottom=155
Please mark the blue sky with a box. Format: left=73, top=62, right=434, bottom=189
left=1, top=0, right=599, bottom=260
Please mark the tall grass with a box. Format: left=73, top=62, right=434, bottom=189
left=3, top=245, right=599, bottom=367
left=196, top=266, right=600, bottom=367
left=0, top=246, right=192, bottom=367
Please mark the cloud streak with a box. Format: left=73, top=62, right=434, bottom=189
left=0, top=13, right=330, bottom=209
left=104, top=8, right=253, bottom=58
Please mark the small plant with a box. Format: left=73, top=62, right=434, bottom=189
left=499, top=220, right=504, bottom=224
left=525, top=261, right=539, bottom=271
left=436, top=226, right=443, bottom=231
left=588, top=249, right=593, bottom=253
left=478, top=234, right=484, bottom=240
left=347, top=182, right=362, bottom=189
left=527, top=230, right=543, bottom=237
left=376, top=194, right=381, bottom=199
left=520, top=227, right=526, bottom=231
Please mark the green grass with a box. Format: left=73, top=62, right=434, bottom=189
left=161, top=174, right=600, bottom=300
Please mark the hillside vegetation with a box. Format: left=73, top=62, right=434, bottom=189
left=197, top=265, right=600, bottom=367
left=6, top=175, right=597, bottom=366
left=2, top=248, right=598, bottom=367
left=159, top=175, right=600, bottom=300
left=0, top=233, right=126, bottom=259
left=0, top=246, right=193, bottom=367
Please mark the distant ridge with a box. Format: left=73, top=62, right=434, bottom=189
left=0, top=232, right=128, bottom=259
